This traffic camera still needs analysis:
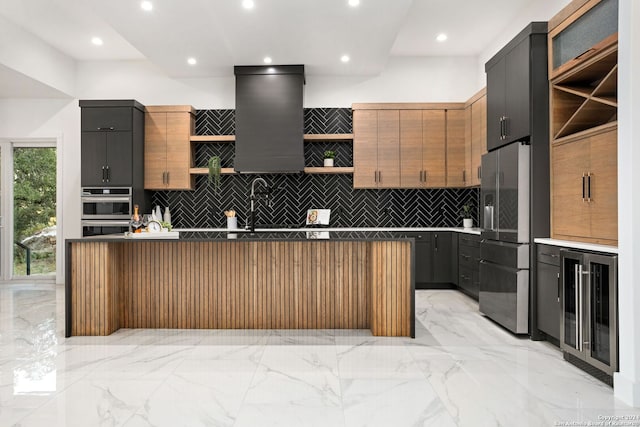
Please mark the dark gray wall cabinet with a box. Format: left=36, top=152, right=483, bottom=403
left=79, top=100, right=148, bottom=211
left=485, top=22, right=549, bottom=151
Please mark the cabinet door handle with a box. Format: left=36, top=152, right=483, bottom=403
left=97, top=127, right=115, bottom=131
left=101, top=166, right=106, bottom=182
left=582, top=174, right=586, bottom=201
left=503, top=116, right=509, bottom=139
left=105, top=166, right=110, bottom=182
left=540, top=252, right=558, bottom=258
left=587, top=173, right=592, bottom=202
left=499, top=117, right=503, bottom=139
left=557, top=272, right=561, bottom=303
left=434, top=234, right=438, bottom=251
left=462, top=170, right=466, bottom=183
left=166, top=171, right=169, bottom=184
left=477, top=166, right=481, bottom=180
left=378, top=171, right=381, bottom=183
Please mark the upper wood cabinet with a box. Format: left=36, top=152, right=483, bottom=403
left=353, top=103, right=471, bottom=189
left=549, top=0, right=618, bottom=246
left=145, top=106, right=195, bottom=190
left=485, top=23, right=548, bottom=151
left=353, top=109, right=400, bottom=188
left=399, top=110, right=446, bottom=188
left=465, top=89, right=487, bottom=187
left=445, top=109, right=466, bottom=187
left=551, top=127, right=617, bottom=245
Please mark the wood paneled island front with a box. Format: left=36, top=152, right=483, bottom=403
left=65, top=233, right=415, bottom=338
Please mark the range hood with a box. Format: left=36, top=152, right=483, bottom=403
left=234, top=65, right=305, bottom=173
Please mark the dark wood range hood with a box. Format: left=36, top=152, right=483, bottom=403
left=234, top=65, right=305, bottom=173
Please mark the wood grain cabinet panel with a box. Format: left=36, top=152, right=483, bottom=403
left=353, top=110, right=379, bottom=188
left=144, top=106, right=195, bottom=190
left=400, top=110, right=424, bottom=188
left=446, top=109, right=467, bottom=187
left=377, top=110, right=401, bottom=188
left=422, top=110, right=447, bottom=187
left=552, top=127, right=617, bottom=245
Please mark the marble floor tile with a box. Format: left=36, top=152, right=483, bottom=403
left=1, top=285, right=639, bottom=427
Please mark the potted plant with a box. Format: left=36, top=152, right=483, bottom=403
left=461, top=201, right=474, bottom=228
left=323, top=150, right=335, bottom=167
left=207, top=155, right=222, bottom=192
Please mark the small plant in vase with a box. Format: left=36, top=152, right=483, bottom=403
left=207, top=155, right=222, bottom=193
left=323, top=150, right=335, bottom=167
left=460, top=201, right=474, bottom=229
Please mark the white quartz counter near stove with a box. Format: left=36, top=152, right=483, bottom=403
left=176, top=227, right=482, bottom=235
left=534, top=238, right=618, bottom=254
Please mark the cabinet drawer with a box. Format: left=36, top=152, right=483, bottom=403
left=459, top=246, right=480, bottom=270
left=537, top=244, right=560, bottom=266
left=459, top=234, right=481, bottom=248
left=82, top=107, right=132, bottom=132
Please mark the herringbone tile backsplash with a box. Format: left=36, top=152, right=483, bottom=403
left=152, top=108, right=479, bottom=228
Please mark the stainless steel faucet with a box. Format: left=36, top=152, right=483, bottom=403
left=249, top=177, right=270, bottom=233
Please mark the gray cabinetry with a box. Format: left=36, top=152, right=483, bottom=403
left=536, top=244, right=561, bottom=341
left=485, top=22, right=548, bottom=151
left=458, top=233, right=482, bottom=299
left=79, top=100, right=145, bottom=188
left=401, top=232, right=456, bottom=288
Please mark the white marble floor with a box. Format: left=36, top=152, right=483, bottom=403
left=1, top=285, right=639, bottom=427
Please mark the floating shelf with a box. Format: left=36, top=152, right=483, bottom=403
left=303, top=167, right=354, bottom=174
left=304, top=133, right=353, bottom=141
left=190, top=135, right=235, bottom=143
left=189, top=167, right=236, bottom=175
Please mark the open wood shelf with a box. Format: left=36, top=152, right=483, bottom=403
left=304, top=133, right=353, bottom=141
left=190, top=135, right=235, bottom=143
left=551, top=42, right=618, bottom=140
left=189, top=167, right=236, bottom=175
left=303, top=167, right=354, bottom=174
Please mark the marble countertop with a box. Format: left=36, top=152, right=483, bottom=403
left=534, top=238, right=618, bottom=254
left=176, top=227, right=482, bottom=235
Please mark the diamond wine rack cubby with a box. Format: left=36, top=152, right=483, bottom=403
left=551, top=42, right=617, bottom=141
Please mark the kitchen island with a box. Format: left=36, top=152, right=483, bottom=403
left=65, top=231, right=414, bottom=338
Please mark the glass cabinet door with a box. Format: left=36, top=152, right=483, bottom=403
left=586, top=254, right=618, bottom=374
left=562, top=255, right=581, bottom=350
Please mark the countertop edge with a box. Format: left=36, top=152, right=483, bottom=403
left=534, top=238, right=618, bottom=254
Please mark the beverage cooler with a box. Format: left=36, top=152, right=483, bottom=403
left=560, top=249, right=618, bottom=380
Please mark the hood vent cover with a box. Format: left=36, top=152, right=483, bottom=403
left=234, top=65, right=305, bottom=173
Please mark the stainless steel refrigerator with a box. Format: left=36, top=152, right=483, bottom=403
left=480, top=141, right=530, bottom=334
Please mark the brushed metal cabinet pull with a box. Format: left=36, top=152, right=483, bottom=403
left=102, top=166, right=106, bottom=182
left=575, top=264, right=581, bottom=351
left=477, top=166, right=481, bottom=180
left=105, top=166, right=110, bottom=182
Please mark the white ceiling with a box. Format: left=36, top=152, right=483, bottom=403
left=0, top=0, right=537, bottom=97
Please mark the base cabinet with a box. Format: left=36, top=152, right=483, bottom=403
left=536, top=244, right=561, bottom=341
left=402, top=232, right=455, bottom=288
left=458, top=233, right=482, bottom=299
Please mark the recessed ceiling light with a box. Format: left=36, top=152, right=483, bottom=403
left=140, top=1, right=153, bottom=11
left=91, top=37, right=103, bottom=46
left=341, top=55, right=350, bottom=63
left=348, top=0, right=360, bottom=6
left=187, top=57, right=197, bottom=65
left=242, top=0, right=254, bottom=9
left=263, top=56, right=272, bottom=64
left=436, top=33, right=448, bottom=42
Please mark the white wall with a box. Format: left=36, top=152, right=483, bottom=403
left=0, top=15, right=76, bottom=97
left=614, top=0, right=640, bottom=408
left=475, top=0, right=573, bottom=88
left=0, top=99, right=81, bottom=284
left=76, top=55, right=479, bottom=109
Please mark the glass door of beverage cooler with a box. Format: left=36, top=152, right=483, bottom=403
left=585, top=253, right=618, bottom=375
left=560, top=251, right=585, bottom=360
